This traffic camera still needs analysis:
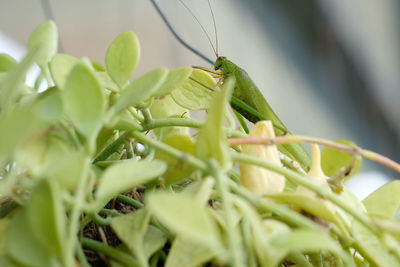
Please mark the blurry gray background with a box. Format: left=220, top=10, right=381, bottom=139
left=1, top=0, right=399, bottom=197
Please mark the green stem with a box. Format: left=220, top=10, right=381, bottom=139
left=90, top=212, right=112, bottom=226
left=210, top=161, right=245, bottom=267
left=99, top=208, right=121, bottom=217
left=131, top=131, right=207, bottom=170
left=117, top=194, right=144, bottom=209
left=142, top=118, right=245, bottom=138
left=81, top=238, right=138, bottom=266
left=93, top=131, right=130, bottom=163
left=141, top=108, right=153, bottom=124
left=143, top=118, right=202, bottom=130
left=76, top=241, right=91, bottom=267
left=231, top=152, right=377, bottom=234
left=229, top=180, right=320, bottom=230
left=129, top=107, right=144, bottom=122
left=65, top=159, right=91, bottom=267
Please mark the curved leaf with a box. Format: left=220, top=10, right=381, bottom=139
left=27, top=20, right=58, bottom=67
left=0, top=53, right=16, bottom=72
left=146, top=192, right=222, bottom=251
left=154, top=66, right=192, bottom=96
left=26, top=179, right=65, bottom=258
left=7, top=210, right=58, bottom=267
left=363, top=180, right=400, bottom=218
left=49, top=53, right=80, bottom=88
left=106, top=31, right=140, bottom=88
left=171, top=69, right=215, bottom=110
left=114, top=67, right=168, bottom=113
left=196, top=76, right=235, bottom=169
left=63, top=62, right=106, bottom=142
left=321, top=139, right=362, bottom=178
left=95, top=160, right=166, bottom=209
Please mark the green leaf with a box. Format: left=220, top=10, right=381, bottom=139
left=0, top=107, right=44, bottom=165
left=34, top=88, right=63, bottom=123
left=7, top=210, right=58, bottom=267
left=113, top=67, right=168, bottom=113
left=321, top=139, right=362, bottom=178
left=234, top=197, right=284, bottom=266
left=27, top=20, right=58, bottom=67
left=165, top=237, right=215, bottom=267
left=272, top=230, right=353, bottom=265
left=106, top=31, right=140, bottom=88
left=46, top=151, right=90, bottom=191
left=0, top=48, right=38, bottom=110
left=337, top=189, right=398, bottom=266
left=26, top=179, right=66, bottom=258
left=49, top=53, right=80, bottom=88
left=143, top=226, right=167, bottom=258
left=95, top=160, right=166, bottom=209
left=155, top=134, right=195, bottom=184
left=63, top=62, right=106, bottom=146
left=352, top=220, right=398, bottom=266
left=146, top=192, right=222, bottom=252
left=0, top=53, right=16, bottom=72
left=171, top=69, right=215, bottom=110
left=196, top=76, right=235, bottom=169
left=154, top=66, right=192, bottom=96
left=110, top=209, right=150, bottom=265
left=363, top=180, right=400, bottom=218
left=150, top=94, right=189, bottom=139
left=266, top=193, right=338, bottom=224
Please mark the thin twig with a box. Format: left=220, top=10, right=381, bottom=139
left=229, top=135, right=400, bottom=173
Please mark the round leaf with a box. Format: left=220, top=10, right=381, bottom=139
left=154, top=66, right=192, bottom=96
left=63, top=62, right=106, bottom=141
left=7, top=210, right=57, bottom=267
left=146, top=192, right=221, bottom=251
left=0, top=53, right=16, bottom=72
left=27, top=20, right=58, bottom=67
left=363, top=180, right=400, bottom=218
left=155, top=134, right=195, bottom=184
left=49, top=53, right=80, bottom=88
left=321, top=139, right=362, bottom=178
left=26, top=179, right=65, bottom=258
left=95, top=160, right=166, bottom=209
left=114, top=67, right=168, bottom=113
left=171, top=69, right=215, bottom=110
left=106, top=31, right=140, bottom=88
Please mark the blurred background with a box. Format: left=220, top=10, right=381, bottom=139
left=1, top=0, right=399, bottom=198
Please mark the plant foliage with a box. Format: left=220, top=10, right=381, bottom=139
left=0, top=21, right=400, bottom=267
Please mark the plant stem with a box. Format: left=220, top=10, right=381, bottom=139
left=210, top=161, right=245, bottom=267
left=129, top=107, right=144, bottom=122
left=76, top=241, right=91, bottom=267
left=229, top=135, right=400, bottom=173
left=143, top=118, right=202, bottom=130
left=142, top=117, right=245, bottom=137
left=117, top=194, right=144, bottom=209
left=229, top=180, right=320, bottom=230
left=231, top=152, right=377, bottom=234
left=131, top=131, right=207, bottom=170
left=65, top=158, right=91, bottom=267
left=81, top=238, right=138, bottom=266
left=93, top=131, right=130, bottom=163
left=141, top=108, right=152, bottom=124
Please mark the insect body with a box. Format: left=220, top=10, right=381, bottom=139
left=214, top=56, right=311, bottom=169
left=150, top=0, right=311, bottom=169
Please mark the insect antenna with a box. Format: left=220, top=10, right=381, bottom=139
left=177, top=0, right=218, bottom=57
left=207, top=0, right=219, bottom=57
left=149, top=0, right=214, bottom=64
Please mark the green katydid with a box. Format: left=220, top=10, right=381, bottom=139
left=149, top=0, right=311, bottom=169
